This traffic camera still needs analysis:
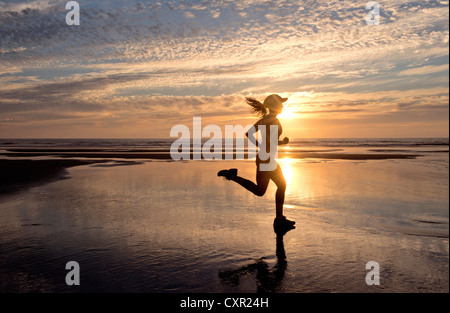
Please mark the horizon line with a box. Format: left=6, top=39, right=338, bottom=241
left=1, top=137, right=449, bottom=140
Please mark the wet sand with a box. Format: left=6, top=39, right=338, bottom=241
left=0, top=159, right=108, bottom=195
left=0, top=156, right=448, bottom=293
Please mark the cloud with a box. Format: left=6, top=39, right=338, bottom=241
left=398, top=64, right=449, bottom=76
left=0, top=0, right=66, bottom=13
left=0, top=0, right=448, bottom=137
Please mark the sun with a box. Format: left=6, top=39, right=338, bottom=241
left=278, top=105, right=298, bottom=119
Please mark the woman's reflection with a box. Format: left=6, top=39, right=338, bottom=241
left=219, top=227, right=293, bottom=293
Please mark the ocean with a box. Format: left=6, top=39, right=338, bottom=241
left=1, top=137, right=448, bottom=150
left=0, top=138, right=448, bottom=160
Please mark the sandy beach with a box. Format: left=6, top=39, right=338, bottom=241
left=0, top=142, right=448, bottom=293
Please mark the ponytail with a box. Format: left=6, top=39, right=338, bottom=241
left=246, top=97, right=267, bottom=117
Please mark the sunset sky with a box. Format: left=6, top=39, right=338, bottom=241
left=0, top=0, right=448, bottom=138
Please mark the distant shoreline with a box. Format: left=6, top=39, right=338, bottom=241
left=2, top=137, right=446, bottom=195
left=0, top=150, right=423, bottom=196
left=0, top=150, right=424, bottom=161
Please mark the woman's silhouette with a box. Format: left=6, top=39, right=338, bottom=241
left=218, top=94, right=295, bottom=232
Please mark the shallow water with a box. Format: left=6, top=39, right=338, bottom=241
left=0, top=156, right=448, bottom=292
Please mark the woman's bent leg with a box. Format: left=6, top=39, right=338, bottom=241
left=230, top=167, right=270, bottom=197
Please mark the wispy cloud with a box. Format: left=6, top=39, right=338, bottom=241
left=0, top=0, right=448, bottom=137
left=398, top=64, right=449, bottom=76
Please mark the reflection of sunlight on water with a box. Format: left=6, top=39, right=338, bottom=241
left=278, top=157, right=314, bottom=201
left=278, top=158, right=294, bottom=187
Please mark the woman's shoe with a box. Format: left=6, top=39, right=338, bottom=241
left=273, top=216, right=296, bottom=234
left=217, top=168, right=238, bottom=180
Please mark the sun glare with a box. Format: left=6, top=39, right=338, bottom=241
left=278, top=103, right=300, bottom=119
left=278, top=111, right=296, bottom=119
